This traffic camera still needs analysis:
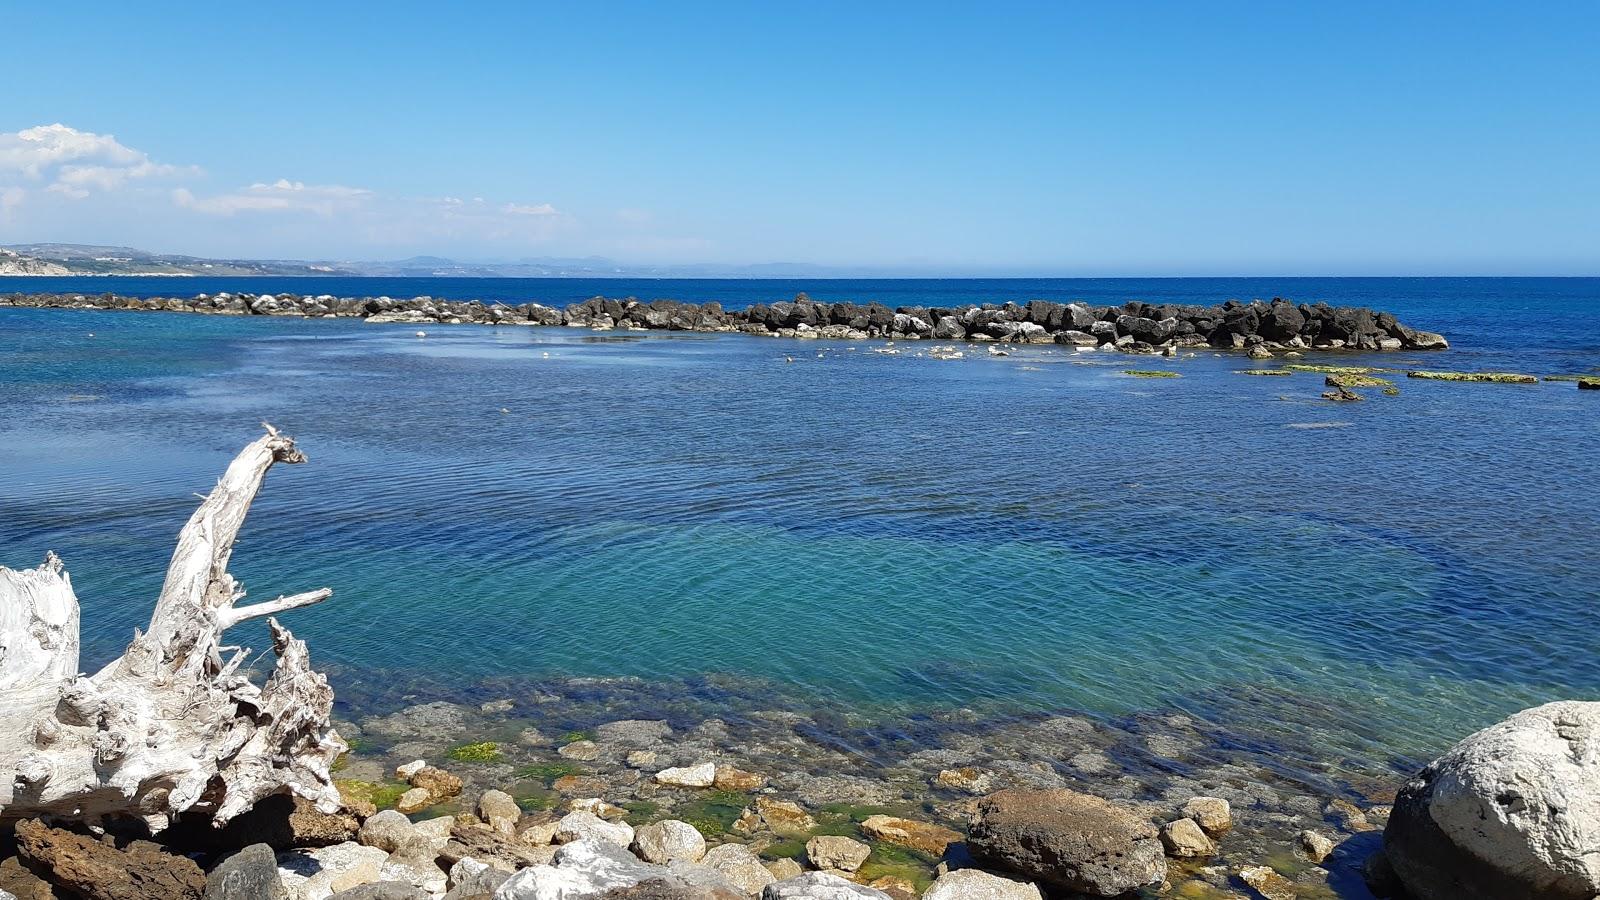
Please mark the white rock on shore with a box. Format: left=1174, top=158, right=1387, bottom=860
left=655, top=761, right=717, bottom=787
left=1384, top=700, right=1600, bottom=900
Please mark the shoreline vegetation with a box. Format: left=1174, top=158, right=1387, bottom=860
left=1, top=290, right=1452, bottom=356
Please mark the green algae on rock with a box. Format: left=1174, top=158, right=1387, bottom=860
left=1286, top=364, right=1391, bottom=375
left=1580, top=378, right=1599, bottom=391
left=1406, top=370, right=1539, bottom=384
left=1123, top=370, right=1181, bottom=378
left=1235, top=369, right=1293, bottom=376
left=1325, top=373, right=1394, bottom=388
left=447, top=741, right=503, bottom=763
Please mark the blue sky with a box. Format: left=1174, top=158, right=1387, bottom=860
left=2, top=2, right=1596, bottom=274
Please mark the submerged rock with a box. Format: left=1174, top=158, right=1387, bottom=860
left=656, top=762, right=717, bottom=787
left=1406, top=370, right=1538, bottom=384
left=1180, top=797, right=1232, bottom=836
left=1237, top=865, right=1296, bottom=899
left=805, top=836, right=871, bottom=873
left=859, top=815, right=962, bottom=856
left=1383, top=700, right=1600, bottom=900
left=966, top=788, right=1166, bottom=897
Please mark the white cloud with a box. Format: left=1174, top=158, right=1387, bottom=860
left=0, top=122, right=581, bottom=255
left=0, top=124, right=192, bottom=197
left=502, top=202, right=558, bottom=216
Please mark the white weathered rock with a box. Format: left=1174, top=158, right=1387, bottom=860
left=763, top=872, right=893, bottom=899
left=655, top=762, right=717, bottom=788
left=553, top=810, right=634, bottom=847
left=447, top=857, right=510, bottom=898
left=632, top=819, right=708, bottom=864
left=923, top=868, right=1043, bottom=900
left=492, top=840, right=667, bottom=899
left=1385, top=701, right=1600, bottom=900
left=396, top=760, right=427, bottom=781
left=702, top=842, right=777, bottom=894
left=278, top=842, right=388, bottom=900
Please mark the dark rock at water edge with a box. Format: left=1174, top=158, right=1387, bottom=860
left=0, top=291, right=1449, bottom=353
left=966, top=788, right=1166, bottom=897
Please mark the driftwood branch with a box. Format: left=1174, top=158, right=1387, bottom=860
left=0, top=428, right=344, bottom=832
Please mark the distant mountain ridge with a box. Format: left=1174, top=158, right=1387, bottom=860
left=0, top=244, right=851, bottom=278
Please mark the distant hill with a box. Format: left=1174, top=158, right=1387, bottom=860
left=0, top=249, right=71, bottom=276
left=0, top=244, right=852, bottom=278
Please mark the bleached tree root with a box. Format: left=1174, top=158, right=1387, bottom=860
left=0, top=427, right=343, bottom=832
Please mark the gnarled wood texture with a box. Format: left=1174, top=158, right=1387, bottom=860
left=0, top=428, right=343, bottom=831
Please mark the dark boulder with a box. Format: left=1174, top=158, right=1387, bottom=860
left=1259, top=299, right=1306, bottom=341
left=204, top=844, right=287, bottom=900
left=966, top=789, right=1165, bottom=897
left=15, top=819, right=207, bottom=900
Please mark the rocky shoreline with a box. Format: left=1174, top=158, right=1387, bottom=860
left=0, top=291, right=1449, bottom=354
left=0, top=675, right=1399, bottom=900
left=7, top=683, right=1593, bottom=899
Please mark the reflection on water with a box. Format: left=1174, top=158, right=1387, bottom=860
left=1, top=298, right=1598, bottom=792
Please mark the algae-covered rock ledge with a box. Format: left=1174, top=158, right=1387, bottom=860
left=1, top=291, right=1450, bottom=354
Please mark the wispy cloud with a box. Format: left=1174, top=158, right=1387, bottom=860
left=502, top=202, right=558, bottom=217
left=174, top=179, right=375, bottom=216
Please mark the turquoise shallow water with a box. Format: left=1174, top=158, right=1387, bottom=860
left=1, top=277, right=1598, bottom=784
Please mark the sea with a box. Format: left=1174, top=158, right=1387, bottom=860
left=2, top=275, right=1597, bottom=788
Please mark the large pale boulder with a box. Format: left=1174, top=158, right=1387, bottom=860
left=966, top=789, right=1166, bottom=897
left=1384, top=701, right=1600, bottom=900
left=632, top=820, right=708, bottom=864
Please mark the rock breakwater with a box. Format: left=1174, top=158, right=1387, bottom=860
left=0, top=290, right=1450, bottom=353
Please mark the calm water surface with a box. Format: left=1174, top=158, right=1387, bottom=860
left=1, top=277, right=1597, bottom=784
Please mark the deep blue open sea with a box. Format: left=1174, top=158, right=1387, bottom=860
left=2, top=276, right=1597, bottom=783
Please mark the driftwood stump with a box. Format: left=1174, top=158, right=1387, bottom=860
left=0, top=427, right=343, bottom=831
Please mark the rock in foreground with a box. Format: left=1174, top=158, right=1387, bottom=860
left=1384, top=701, right=1600, bottom=900
left=13, top=820, right=208, bottom=900
left=966, top=789, right=1166, bottom=897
